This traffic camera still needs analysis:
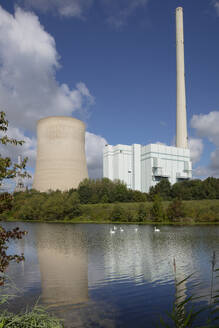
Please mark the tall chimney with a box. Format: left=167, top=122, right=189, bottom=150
left=176, top=7, right=188, bottom=148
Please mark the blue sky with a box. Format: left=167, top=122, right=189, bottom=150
left=0, top=0, right=219, bottom=182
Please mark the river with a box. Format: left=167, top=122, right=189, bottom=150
left=2, top=222, right=219, bottom=327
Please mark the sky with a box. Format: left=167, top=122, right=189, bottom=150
left=0, top=0, right=219, bottom=187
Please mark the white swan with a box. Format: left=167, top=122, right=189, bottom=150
left=154, top=226, right=160, bottom=232
left=114, top=226, right=117, bottom=230
left=135, top=228, right=138, bottom=232
left=110, top=228, right=115, bottom=234
left=120, top=227, right=124, bottom=232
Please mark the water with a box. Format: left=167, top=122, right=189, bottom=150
left=1, top=222, right=219, bottom=327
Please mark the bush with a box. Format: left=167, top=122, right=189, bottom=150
left=123, top=210, right=135, bottom=222
left=150, top=194, right=165, bottom=221
left=167, top=199, right=185, bottom=221
left=110, top=205, right=126, bottom=222
left=138, top=204, right=148, bottom=222
left=0, top=193, right=13, bottom=215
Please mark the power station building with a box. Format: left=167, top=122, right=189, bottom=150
left=103, top=7, right=192, bottom=193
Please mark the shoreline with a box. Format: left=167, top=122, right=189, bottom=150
left=2, top=218, right=219, bottom=226
left=2, top=199, right=219, bottom=225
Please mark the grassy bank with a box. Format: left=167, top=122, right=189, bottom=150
left=0, top=306, right=63, bottom=328
left=2, top=199, right=219, bottom=224
left=77, top=199, right=219, bottom=224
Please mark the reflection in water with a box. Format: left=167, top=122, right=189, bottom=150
left=89, top=225, right=197, bottom=286
left=36, top=224, right=88, bottom=307
left=2, top=223, right=219, bottom=328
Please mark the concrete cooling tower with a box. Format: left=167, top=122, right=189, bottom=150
left=33, top=116, right=88, bottom=192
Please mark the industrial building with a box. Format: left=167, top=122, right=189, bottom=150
left=103, top=143, right=192, bottom=193
left=103, top=7, right=192, bottom=193
left=33, top=116, right=88, bottom=192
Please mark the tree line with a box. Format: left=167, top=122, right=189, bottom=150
left=78, top=177, right=219, bottom=203
left=1, top=176, right=219, bottom=214
left=0, top=177, right=219, bottom=222
left=149, top=177, right=219, bottom=201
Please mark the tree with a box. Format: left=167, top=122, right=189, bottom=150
left=149, top=179, right=172, bottom=200
left=0, top=111, right=28, bottom=285
left=110, top=205, right=126, bottom=222
left=150, top=194, right=165, bottom=221
left=0, top=226, right=26, bottom=285
left=0, top=111, right=30, bottom=187
left=138, top=204, right=148, bottom=222
left=167, top=199, right=185, bottom=221
left=78, top=179, right=93, bottom=204
left=0, top=192, right=13, bottom=214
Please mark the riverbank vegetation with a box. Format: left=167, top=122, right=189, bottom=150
left=160, top=253, right=219, bottom=328
left=0, top=177, right=219, bottom=223
left=1, top=188, right=219, bottom=223
left=0, top=306, right=63, bottom=328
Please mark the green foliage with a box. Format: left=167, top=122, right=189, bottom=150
left=100, top=194, right=109, bottom=203
left=149, top=179, right=172, bottom=200
left=0, top=112, right=29, bottom=285
left=0, top=193, right=13, bottom=215
left=77, top=179, right=93, bottom=204
left=150, top=194, right=166, bottom=221
left=0, top=111, right=30, bottom=186
left=0, top=306, right=63, bottom=328
left=77, top=178, right=148, bottom=204
left=129, top=190, right=147, bottom=202
left=110, top=205, right=126, bottom=222
left=138, top=203, right=148, bottom=222
left=149, top=177, right=219, bottom=202
left=110, top=205, right=136, bottom=222
left=167, top=199, right=185, bottom=221
left=10, top=190, right=82, bottom=221
left=159, top=253, right=219, bottom=328
left=0, top=227, right=27, bottom=285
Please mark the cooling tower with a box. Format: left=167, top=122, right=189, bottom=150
left=33, top=116, right=88, bottom=192
left=176, top=7, right=188, bottom=149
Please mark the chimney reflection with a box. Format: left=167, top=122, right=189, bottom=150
left=36, top=224, right=88, bottom=307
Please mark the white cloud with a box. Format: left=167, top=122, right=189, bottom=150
left=20, top=0, right=150, bottom=27
left=0, top=6, right=94, bottom=132
left=192, top=166, right=209, bottom=179
left=21, top=0, right=93, bottom=18
left=191, top=111, right=219, bottom=146
left=0, top=126, right=35, bottom=191
left=188, top=138, right=203, bottom=164
left=0, top=126, right=36, bottom=167
left=209, top=149, right=219, bottom=176
left=214, top=1, right=219, bottom=15
left=0, top=6, right=106, bottom=187
left=102, top=0, right=150, bottom=28
left=85, top=132, right=107, bottom=179
left=190, top=111, right=219, bottom=177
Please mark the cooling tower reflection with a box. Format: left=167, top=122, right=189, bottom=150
left=35, top=224, right=88, bottom=307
